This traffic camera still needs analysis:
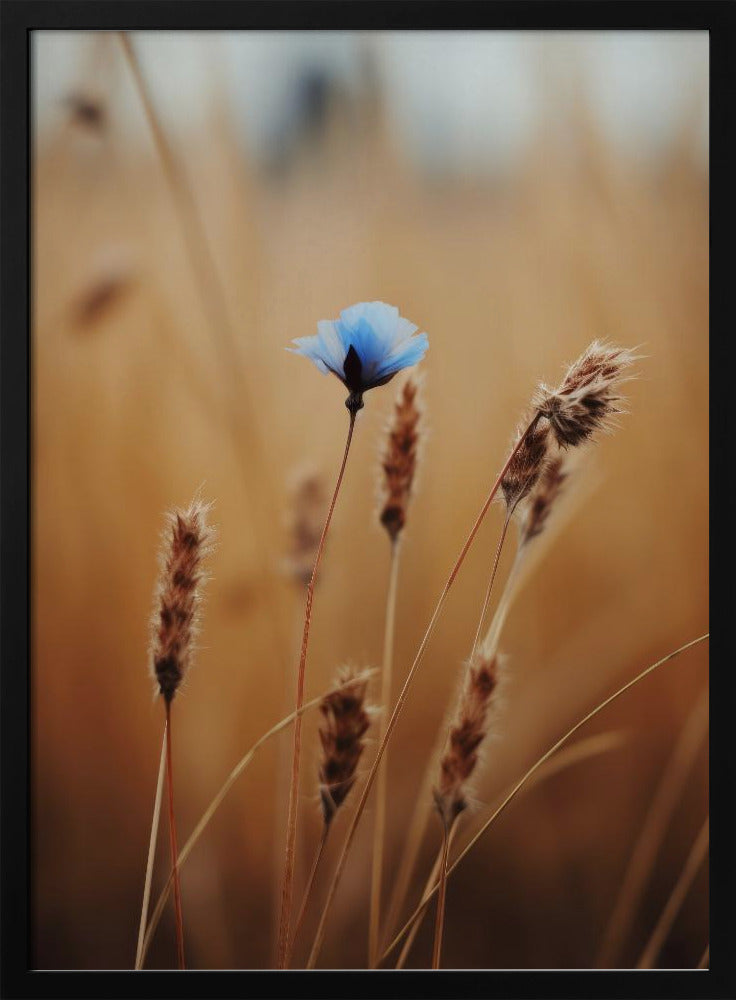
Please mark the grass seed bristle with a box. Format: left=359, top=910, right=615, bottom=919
left=319, top=666, right=373, bottom=826
left=500, top=416, right=550, bottom=512
left=150, top=498, right=214, bottom=703
left=519, top=455, right=569, bottom=545
left=533, top=341, right=638, bottom=448
left=378, top=376, right=422, bottom=542
left=434, top=649, right=501, bottom=827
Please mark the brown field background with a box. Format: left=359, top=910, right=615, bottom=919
left=33, top=32, right=708, bottom=970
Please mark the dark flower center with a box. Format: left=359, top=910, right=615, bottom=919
left=342, top=344, right=363, bottom=393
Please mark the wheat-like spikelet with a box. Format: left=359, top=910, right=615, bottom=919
left=283, top=467, right=328, bottom=587
left=518, top=455, right=569, bottom=546
left=434, top=649, right=501, bottom=827
left=150, top=498, right=214, bottom=704
left=533, top=341, right=637, bottom=447
left=499, top=415, right=550, bottom=512
left=378, top=375, right=422, bottom=541
left=319, top=667, right=373, bottom=826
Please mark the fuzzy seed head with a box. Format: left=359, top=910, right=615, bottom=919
left=434, top=650, right=501, bottom=827
left=283, top=467, right=328, bottom=588
left=519, top=456, right=569, bottom=546
left=533, top=341, right=637, bottom=448
left=500, top=417, right=550, bottom=512
left=378, top=376, right=422, bottom=541
left=318, top=666, right=372, bottom=826
left=150, top=498, right=214, bottom=703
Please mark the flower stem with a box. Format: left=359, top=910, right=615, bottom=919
left=306, top=414, right=541, bottom=968
left=164, top=702, right=186, bottom=970
left=431, top=816, right=455, bottom=969
left=368, top=539, right=402, bottom=967
left=135, top=726, right=167, bottom=970
left=277, top=410, right=357, bottom=968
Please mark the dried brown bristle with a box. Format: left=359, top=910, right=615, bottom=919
left=520, top=456, right=569, bottom=545
left=378, top=376, right=422, bottom=541
left=533, top=341, right=637, bottom=447
left=319, top=667, right=372, bottom=826
left=434, top=649, right=501, bottom=827
left=500, top=417, right=550, bottom=512
left=150, top=498, right=214, bottom=703
left=284, top=468, right=328, bottom=587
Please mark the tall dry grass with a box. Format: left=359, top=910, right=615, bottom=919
left=32, top=36, right=707, bottom=969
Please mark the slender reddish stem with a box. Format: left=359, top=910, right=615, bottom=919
left=277, top=410, right=357, bottom=968
left=306, top=413, right=541, bottom=968
left=164, top=702, right=186, bottom=970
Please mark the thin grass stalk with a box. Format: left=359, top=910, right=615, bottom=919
left=381, top=635, right=709, bottom=963
left=392, top=732, right=627, bottom=969
left=597, top=687, right=708, bottom=967
left=395, top=827, right=446, bottom=969
left=697, top=945, right=709, bottom=969
left=140, top=674, right=372, bottom=966
left=291, top=825, right=331, bottom=963
left=116, top=34, right=255, bottom=449
left=277, top=412, right=357, bottom=967
left=135, top=727, right=167, bottom=970
left=431, top=816, right=455, bottom=969
left=470, top=512, right=513, bottom=658
left=636, top=816, right=709, bottom=969
left=164, top=703, right=185, bottom=969
left=368, top=538, right=401, bottom=966
left=306, top=414, right=541, bottom=968
left=381, top=514, right=521, bottom=953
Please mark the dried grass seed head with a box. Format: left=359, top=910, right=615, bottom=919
left=434, top=649, right=502, bottom=827
left=318, top=666, right=373, bottom=826
left=150, top=498, right=215, bottom=704
left=500, top=416, right=550, bottom=513
left=378, top=375, right=423, bottom=541
left=283, top=466, right=328, bottom=587
left=533, top=341, right=637, bottom=448
left=519, top=455, right=569, bottom=546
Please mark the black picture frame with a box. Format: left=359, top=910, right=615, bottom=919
left=2, top=3, right=734, bottom=998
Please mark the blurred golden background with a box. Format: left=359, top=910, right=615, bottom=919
left=32, top=30, right=708, bottom=970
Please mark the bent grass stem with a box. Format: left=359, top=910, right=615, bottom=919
left=597, top=687, right=708, bottom=967
left=380, top=635, right=709, bottom=965
left=382, top=509, right=518, bottom=954
left=393, top=731, right=627, bottom=969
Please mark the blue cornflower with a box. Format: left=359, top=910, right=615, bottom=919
left=289, top=301, right=429, bottom=412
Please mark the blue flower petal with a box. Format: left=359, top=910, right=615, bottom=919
left=374, top=332, right=429, bottom=380
left=289, top=301, right=428, bottom=396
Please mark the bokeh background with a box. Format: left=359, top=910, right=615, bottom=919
left=32, top=30, right=708, bottom=970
